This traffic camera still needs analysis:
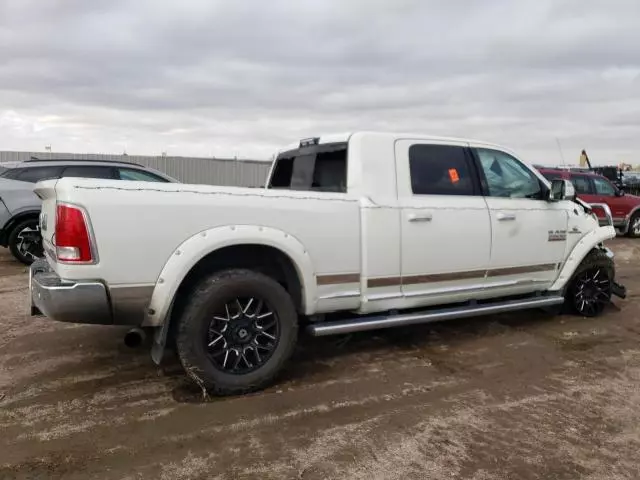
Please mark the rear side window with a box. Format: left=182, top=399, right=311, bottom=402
left=269, top=143, right=347, bottom=193
left=62, top=166, right=114, bottom=179
left=569, top=174, right=593, bottom=194
left=117, top=168, right=169, bottom=182
left=409, top=144, right=475, bottom=196
left=0, top=168, right=20, bottom=179
left=15, top=166, right=64, bottom=183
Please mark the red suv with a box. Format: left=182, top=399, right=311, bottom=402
left=538, top=168, right=640, bottom=237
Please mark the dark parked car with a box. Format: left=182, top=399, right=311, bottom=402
left=0, top=159, right=177, bottom=264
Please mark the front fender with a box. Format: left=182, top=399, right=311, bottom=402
left=143, top=225, right=316, bottom=328
left=549, top=225, right=616, bottom=291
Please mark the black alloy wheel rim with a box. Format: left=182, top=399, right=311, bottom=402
left=205, top=297, right=280, bottom=374
left=16, top=224, right=43, bottom=260
left=573, top=268, right=611, bottom=316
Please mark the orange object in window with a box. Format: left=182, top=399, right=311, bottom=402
left=448, top=168, right=460, bottom=183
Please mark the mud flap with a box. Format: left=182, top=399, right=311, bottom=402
left=29, top=258, right=49, bottom=317
left=150, top=324, right=168, bottom=365
left=612, top=282, right=627, bottom=299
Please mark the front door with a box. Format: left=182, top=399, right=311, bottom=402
left=394, top=139, right=492, bottom=308
left=472, top=147, right=568, bottom=294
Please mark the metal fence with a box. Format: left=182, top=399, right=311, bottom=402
left=624, top=183, right=640, bottom=196
left=0, top=151, right=273, bottom=187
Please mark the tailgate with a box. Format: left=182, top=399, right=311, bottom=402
left=33, top=179, right=58, bottom=259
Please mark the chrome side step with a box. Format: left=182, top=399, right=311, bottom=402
left=307, top=295, right=565, bottom=337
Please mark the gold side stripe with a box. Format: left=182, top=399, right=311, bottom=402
left=367, top=277, right=401, bottom=288
left=318, top=263, right=560, bottom=288
left=402, top=270, right=485, bottom=285
left=485, top=263, right=558, bottom=278
left=316, top=273, right=360, bottom=286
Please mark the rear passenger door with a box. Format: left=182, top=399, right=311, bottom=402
left=394, top=140, right=491, bottom=307
left=473, top=147, right=568, bottom=293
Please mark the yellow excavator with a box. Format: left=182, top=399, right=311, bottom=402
left=579, top=150, right=591, bottom=168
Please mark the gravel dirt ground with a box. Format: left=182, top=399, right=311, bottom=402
left=1, top=239, right=639, bottom=480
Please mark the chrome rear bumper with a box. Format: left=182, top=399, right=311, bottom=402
left=30, top=258, right=112, bottom=324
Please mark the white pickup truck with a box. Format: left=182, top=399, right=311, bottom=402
left=30, top=132, right=626, bottom=395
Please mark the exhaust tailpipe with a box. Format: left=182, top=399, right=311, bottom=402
left=124, top=328, right=146, bottom=348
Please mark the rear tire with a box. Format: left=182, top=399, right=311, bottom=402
left=565, top=249, right=613, bottom=317
left=8, top=218, right=43, bottom=265
left=626, top=212, right=640, bottom=238
left=175, top=269, right=298, bottom=396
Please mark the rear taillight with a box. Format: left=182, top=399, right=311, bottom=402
left=55, top=204, right=94, bottom=263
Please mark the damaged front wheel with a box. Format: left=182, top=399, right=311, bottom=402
left=566, top=249, right=617, bottom=317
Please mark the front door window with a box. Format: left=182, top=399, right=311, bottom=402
left=593, top=177, right=616, bottom=196
left=475, top=149, right=542, bottom=199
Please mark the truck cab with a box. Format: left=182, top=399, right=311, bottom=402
left=267, top=134, right=589, bottom=314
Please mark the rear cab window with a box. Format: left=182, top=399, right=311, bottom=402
left=269, top=139, right=347, bottom=193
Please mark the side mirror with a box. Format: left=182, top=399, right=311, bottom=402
left=615, top=189, right=625, bottom=197
left=549, top=179, right=576, bottom=202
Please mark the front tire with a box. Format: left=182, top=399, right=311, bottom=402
left=626, top=212, right=640, bottom=238
left=565, top=249, right=613, bottom=317
left=175, top=269, right=298, bottom=396
left=8, top=218, right=43, bottom=265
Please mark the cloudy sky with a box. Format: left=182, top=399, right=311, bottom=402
left=1, top=0, right=638, bottom=164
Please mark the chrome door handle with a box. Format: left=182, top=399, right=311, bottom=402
left=496, top=212, right=516, bottom=221
left=408, top=213, right=433, bottom=222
